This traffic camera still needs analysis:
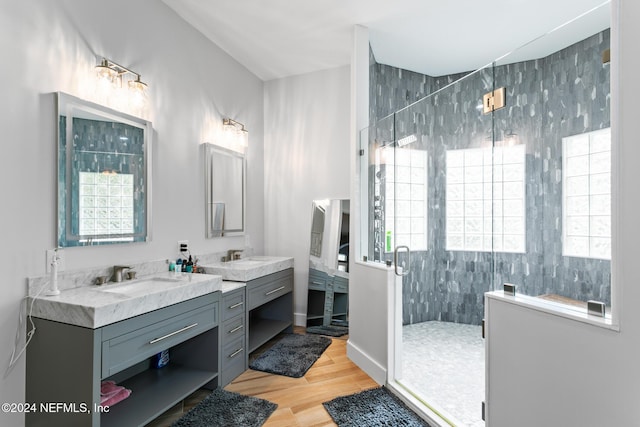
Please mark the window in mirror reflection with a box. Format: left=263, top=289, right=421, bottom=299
left=78, top=172, right=135, bottom=240
left=58, top=93, right=150, bottom=246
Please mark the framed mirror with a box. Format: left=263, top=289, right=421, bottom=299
left=57, top=92, right=152, bottom=247
left=307, top=199, right=350, bottom=329
left=204, top=143, right=245, bottom=237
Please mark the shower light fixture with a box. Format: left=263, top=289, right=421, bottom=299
left=95, top=57, right=148, bottom=96
left=397, top=134, right=417, bottom=147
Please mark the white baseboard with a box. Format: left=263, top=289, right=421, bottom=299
left=346, top=340, right=386, bottom=385
left=294, top=311, right=306, bottom=327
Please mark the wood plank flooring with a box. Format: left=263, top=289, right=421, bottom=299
left=146, top=328, right=379, bottom=426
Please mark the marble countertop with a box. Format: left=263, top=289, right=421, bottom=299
left=309, top=259, right=349, bottom=279
left=221, top=280, right=246, bottom=293
left=200, top=256, right=294, bottom=282
left=29, top=272, right=222, bottom=329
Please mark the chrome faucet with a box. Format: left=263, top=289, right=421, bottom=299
left=112, top=265, right=131, bottom=282
left=227, top=249, right=243, bottom=261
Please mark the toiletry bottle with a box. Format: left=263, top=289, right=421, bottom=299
left=175, top=259, right=182, bottom=275
left=186, top=256, right=193, bottom=273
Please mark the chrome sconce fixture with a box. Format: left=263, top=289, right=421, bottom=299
left=222, top=118, right=248, bottom=150
left=96, top=57, right=148, bottom=97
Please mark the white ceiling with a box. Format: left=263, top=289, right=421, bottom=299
left=162, top=0, right=610, bottom=81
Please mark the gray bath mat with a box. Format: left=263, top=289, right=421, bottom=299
left=171, top=388, right=276, bottom=427
left=323, top=387, right=432, bottom=427
left=306, top=325, right=348, bottom=337
left=249, top=333, right=331, bottom=378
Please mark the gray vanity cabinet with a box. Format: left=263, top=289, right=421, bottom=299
left=26, top=293, right=220, bottom=427
left=306, top=268, right=348, bottom=327
left=246, top=268, right=294, bottom=353
left=220, top=287, right=246, bottom=386
left=331, top=275, right=349, bottom=322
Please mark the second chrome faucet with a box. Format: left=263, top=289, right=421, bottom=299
left=112, top=265, right=131, bottom=282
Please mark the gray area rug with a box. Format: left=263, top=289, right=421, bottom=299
left=323, top=387, right=432, bottom=427
left=306, top=325, right=349, bottom=337
left=249, top=333, right=331, bottom=378
left=171, top=388, right=276, bottom=427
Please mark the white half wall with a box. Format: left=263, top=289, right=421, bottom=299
left=347, top=261, right=393, bottom=385
left=263, top=66, right=351, bottom=325
left=0, top=1, right=264, bottom=424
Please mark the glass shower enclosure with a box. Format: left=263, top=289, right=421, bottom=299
left=359, top=3, right=611, bottom=425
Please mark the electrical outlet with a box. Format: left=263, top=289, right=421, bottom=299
left=178, top=240, right=189, bottom=254
left=46, top=249, right=66, bottom=273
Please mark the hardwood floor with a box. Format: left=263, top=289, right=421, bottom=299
left=146, top=327, right=378, bottom=426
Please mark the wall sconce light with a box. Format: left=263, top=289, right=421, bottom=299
left=222, top=118, right=248, bottom=150
left=95, top=57, right=148, bottom=98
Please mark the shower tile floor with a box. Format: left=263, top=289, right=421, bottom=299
left=401, top=321, right=484, bottom=427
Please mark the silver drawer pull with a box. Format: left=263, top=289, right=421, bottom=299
left=228, top=348, right=243, bottom=358
left=149, top=323, right=198, bottom=344
left=228, top=301, right=244, bottom=309
left=228, top=325, right=244, bottom=334
left=311, top=281, right=323, bottom=285
left=265, top=286, right=285, bottom=296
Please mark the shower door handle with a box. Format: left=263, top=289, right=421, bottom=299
left=394, top=245, right=410, bottom=276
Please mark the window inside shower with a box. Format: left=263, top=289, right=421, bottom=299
left=445, top=144, right=526, bottom=253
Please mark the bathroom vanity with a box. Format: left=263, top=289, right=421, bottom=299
left=25, top=273, right=222, bottom=427
left=25, top=256, right=293, bottom=426
left=202, top=256, right=294, bottom=385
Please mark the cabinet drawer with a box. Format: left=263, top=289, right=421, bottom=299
left=220, top=337, right=246, bottom=386
left=221, top=314, right=245, bottom=346
left=308, top=269, right=329, bottom=291
left=101, top=301, right=218, bottom=378
left=221, top=336, right=245, bottom=368
left=222, top=289, right=246, bottom=321
left=308, top=277, right=326, bottom=291
left=333, top=276, right=349, bottom=293
left=247, top=274, right=293, bottom=310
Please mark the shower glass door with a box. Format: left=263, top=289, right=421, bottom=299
left=392, top=65, right=496, bottom=427
left=362, top=63, right=497, bottom=425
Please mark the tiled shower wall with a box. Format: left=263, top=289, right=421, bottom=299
left=369, top=30, right=611, bottom=326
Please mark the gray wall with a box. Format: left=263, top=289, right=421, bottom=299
left=369, top=30, right=611, bottom=326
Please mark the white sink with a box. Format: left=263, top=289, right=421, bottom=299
left=100, top=277, right=184, bottom=297
left=201, top=256, right=294, bottom=282
left=227, top=259, right=265, bottom=266
left=227, top=256, right=280, bottom=266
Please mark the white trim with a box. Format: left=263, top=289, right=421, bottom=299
left=485, top=290, right=619, bottom=331
left=293, top=311, right=306, bottom=327
left=346, top=340, right=386, bottom=385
